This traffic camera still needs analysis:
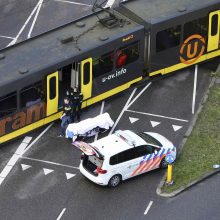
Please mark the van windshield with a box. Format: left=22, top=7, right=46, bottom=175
left=88, top=155, right=103, bottom=168
left=134, top=132, right=162, bottom=147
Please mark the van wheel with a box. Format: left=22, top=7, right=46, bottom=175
left=108, top=175, right=121, bottom=187
left=160, top=158, right=168, bottom=168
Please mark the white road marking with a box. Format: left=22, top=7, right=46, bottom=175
left=0, top=137, right=32, bottom=185
left=65, top=173, right=76, bottom=180
left=7, top=0, right=43, bottom=46
left=54, top=0, right=92, bottom=7
left=21, top=156, right=80, bottom=170
left=0, top=166, right=14, bottom=178
left=144, top=201, right=153, bottom=215
left=104, top=0, right=116, bottom=8
left=94, top=101, right=105, bottom=141
left=0, top=35, right=15, bottom=39
left=109, top=88, right=137, bottom=135
left=129, top=117, right=139, bottom=124
left=21, top=164, right=32, bottom=171
left=22, top=123, right=53, bottom=154
left=7, top=154, right=21, bottom=166
left=43, top=168, right=54, bottom=175
left=150, top=121, right=161, bottom=127
left=14, top=143, right=30, bottom=155
left=57, top=208, right=66, bottom=220
left=22, top=136, right=33, bottom=144
left=126, top=82, right=152, bottom=109
left=27, top=0, right=43, bottom=39
left=192, top=64, right=198, bottom=114
left=172, top=125, right=183, bottom=132
left=0, top=177, right=4, bottom=185
left=126, top=109, right=189, bottom=122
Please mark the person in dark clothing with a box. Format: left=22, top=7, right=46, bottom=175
left=66, top=87, right=83, bottom=122
left=72, top=87, right=83, bottom=122
left=59, top=97, right=72, bottom=137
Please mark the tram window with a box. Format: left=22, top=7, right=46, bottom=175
left=0, top=92, right=17, bottom=118
left=93, top=51, right=113, bottom=78
left=20, top=81, right=44, bottom=108
left=184, top=16, right=208, bottom=40
left=49, top=77, right=56, bottom=100
left=83, top=62, right=90, bottom=84
left=116, top=42, right=139, bottom=68
left=156, top=26, right=181, bottom=52
left=211, top=14, right=218, bottom=36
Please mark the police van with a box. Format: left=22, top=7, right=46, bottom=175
left=75, top=130, right=176, bottom=187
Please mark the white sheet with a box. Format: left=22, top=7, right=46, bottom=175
left=66, top=112, right=114, bottom=139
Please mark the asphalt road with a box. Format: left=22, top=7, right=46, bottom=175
left=0, top=64, right=217, bottom=220
left=0, top=0, right=95, bottom=49
left=149, top=173, right=220, bottom=220
left=0, top=1, right=220, bottom=220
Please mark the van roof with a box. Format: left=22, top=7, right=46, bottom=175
left=90, top=130, right=146, bottom=157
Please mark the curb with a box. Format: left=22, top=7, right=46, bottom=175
left=156, top=168, right=220, bottom=198
left=156, top=76, right=218, bottom=198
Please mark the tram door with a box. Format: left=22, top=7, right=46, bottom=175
left=46, top=71, right=59, bottom=116
left=80, top=58, right=93, bottom=102
left=207, top=10, right=220, bottom=52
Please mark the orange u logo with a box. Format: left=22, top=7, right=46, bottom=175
left=180, top=34, right=205, bottom=65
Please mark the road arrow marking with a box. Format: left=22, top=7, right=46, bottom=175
left=65, top=173, right=76, bottom=180
left=43, top=168, right=54, bottom=175
left=129, top=117, right=139, bottom=124
left=172, top=125, right=183, bottom=132
left=150, top=121, right=161, bottom=127
left=21, top=164, right=32, bottom=171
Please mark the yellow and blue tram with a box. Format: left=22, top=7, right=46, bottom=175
left=0, top=0, right=220, bottom=144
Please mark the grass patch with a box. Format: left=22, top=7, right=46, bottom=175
left=161, top=83, right=220, bottom=193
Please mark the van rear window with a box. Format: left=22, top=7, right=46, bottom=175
left=88, top=155, right=103, bottom=167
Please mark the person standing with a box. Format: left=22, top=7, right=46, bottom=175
left=72, top=87, right=83, bottom=122
left=59, top=97, right=72, bottom=137
left=66, top=87, right=83, bottom=122
left=66, top=87, right=76, bottom=122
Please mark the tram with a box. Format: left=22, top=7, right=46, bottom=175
left=0, top=0, right=220, bottom=144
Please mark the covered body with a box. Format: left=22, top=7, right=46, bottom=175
left=66, top=113, right=114, bottom=141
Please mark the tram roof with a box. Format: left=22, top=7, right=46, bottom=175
left=120, top=0, right=220, bottom=24
left=0, top=10, right=141, bottom=95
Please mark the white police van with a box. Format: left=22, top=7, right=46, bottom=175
left=75, top=130, right=176, bottom=187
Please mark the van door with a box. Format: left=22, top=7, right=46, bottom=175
left=207, top=10, right=220, bottom=52
left=123, top=158, right=141, bottom=180
left=119, top=148, right=140, bottom=180
left=128, top=145, right=157, bottom=178
left=80, top=58, right=93, bottom=102
left=46, top=71, right=58, bottom=116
